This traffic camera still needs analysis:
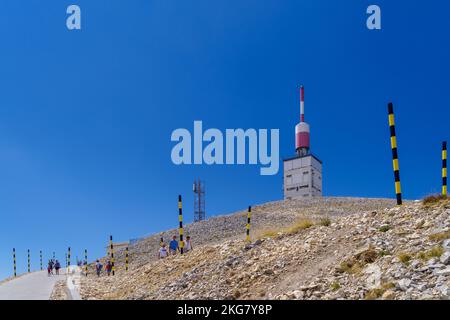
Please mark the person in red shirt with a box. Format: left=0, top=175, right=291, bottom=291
left=105, top=261, right=112, bottom=276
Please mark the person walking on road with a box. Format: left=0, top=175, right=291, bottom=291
left=51, top=260, right=55, bottom=274
left=54, top=260, right=61, bottom=275
left=47, top=260, right=53, bottom=276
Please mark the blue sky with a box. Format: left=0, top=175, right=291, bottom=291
left=0, top=1, right=448, bottom=279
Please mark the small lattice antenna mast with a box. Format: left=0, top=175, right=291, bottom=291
left=193, top=179, right=206, bottom=222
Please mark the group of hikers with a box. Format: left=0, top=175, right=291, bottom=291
left=47, top=259, right=61, bottom=276
left=91, top=235, right=193, bottom=276
left=158, top=235, right=193, bottom=259
left=94, top=259, right=113, bottom=277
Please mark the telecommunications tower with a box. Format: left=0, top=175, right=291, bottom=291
left=283, top=85, right=323, bottom=199
left=193, top=179, right=206, bottom=222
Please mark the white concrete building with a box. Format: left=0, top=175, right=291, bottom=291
left=283, top=154, right=322, bottom=199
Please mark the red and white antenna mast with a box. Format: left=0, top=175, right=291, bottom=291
left=295, top=85, right=310, bottom=156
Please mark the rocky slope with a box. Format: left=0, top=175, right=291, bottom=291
left=79, top=196, right=450, bottom=300
left=50, top=280, right=68, bottom=300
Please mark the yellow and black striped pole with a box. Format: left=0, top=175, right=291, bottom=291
left=125, top=246, right=129, bottom=272
left=84, top=249, right=88, bottom=276
left=388, top=103, right=402, bottom=205
left=68, top=247, right=71, bottom=273
left=110, top=236, right=115, bottom=275
left=178, top=195, right=184, bottom=254
left=27, top=249, right=30, bottom=273
left=13, top=248, right=17, bottom=277
left=246, top=206, right=252, bottom=242
left=442, top=141, right=447, bottom=197
left=443, top=141, right=447, bottom=196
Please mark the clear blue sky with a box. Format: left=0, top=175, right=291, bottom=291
left=0, top=1, right=448, bottom=279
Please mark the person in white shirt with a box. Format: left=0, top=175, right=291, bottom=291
left=184, top=236, right=193, bottom=252
left=158, top=243, right=169, bottom=259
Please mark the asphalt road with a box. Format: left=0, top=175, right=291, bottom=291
left=0, top=269, right=66, bottom=300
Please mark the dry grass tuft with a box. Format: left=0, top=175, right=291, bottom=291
left=397, top=252, right=412, bottom=265
left=318, top=217, right=331, bottom=227
left=423, top=194, right=449, bottom=206
left=354, top=247, right=378, bottom=264
left=285, top=219, right=314, bottom=235
left=365, top=282, right=395, bottom=300
left=417, top=246, right=444, bottom=261
left=378, top=250, right=392, bottom=257
left=378, top=225, right=391, bottom=232
left=232, top=289, right=241, bottom=299
left=255, top=229, right=281, bottom=240
left=429, top=230, right=450, bottom=242
left=330, top=281, right=340, bottom=291
left=338, top=247, right=378, bottom=274
left=339, top=259, right=362, bottom=274
left=256, top=218, right=316, bottom=240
